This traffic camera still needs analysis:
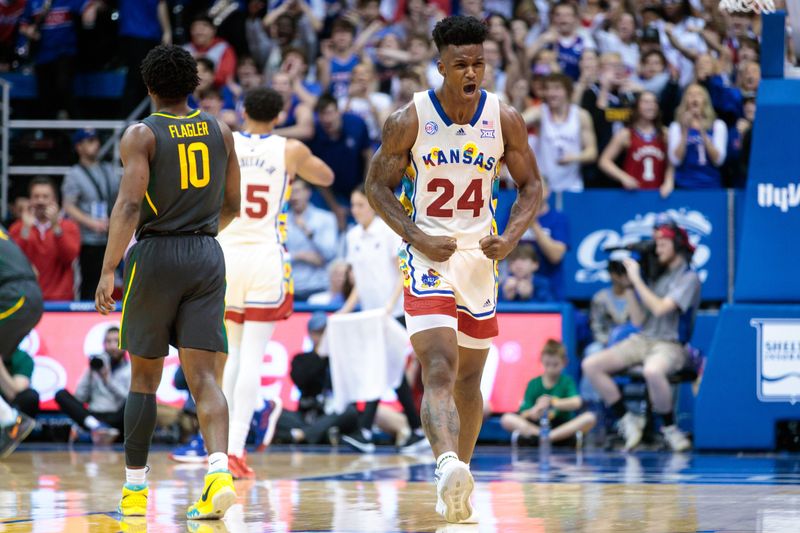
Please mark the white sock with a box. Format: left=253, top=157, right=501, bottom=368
left=227, top=321, right=275, bottom=457
left=436, top=451, right=459, bottom=471
left=0, top=397, right=16, bottom=426
left=84, top=416, right=101, bottom=430
left=125, top=467, right=147, bottom=486
left=208, top=452, right=228, bottom=473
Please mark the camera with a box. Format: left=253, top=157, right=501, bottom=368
left=90, top=356, right=105, bottom=371
left=605, top=240, right=660, bottom=281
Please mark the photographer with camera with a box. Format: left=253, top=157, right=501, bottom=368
left=55, top=326, right=130, bottom=444
left=581, top=219, right=701, bottom=453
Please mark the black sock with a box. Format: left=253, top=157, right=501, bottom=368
left=124, top=392, right=157, bottom=468
left=660, top=411, right=675, bottom=427
left=609, top=398, right=627, bottom=420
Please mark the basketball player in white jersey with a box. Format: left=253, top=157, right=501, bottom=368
left=366, top=16, right=543, bottom=524
left=218, top=87, right=333, bottom=478
left=523, top=73, right=597, bottom=192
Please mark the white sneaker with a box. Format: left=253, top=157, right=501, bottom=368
left=435, top=459, right=474, bottom=523
left=661, top=424, right=691, bottom=452
left=617, top=412, right=645, bottom=451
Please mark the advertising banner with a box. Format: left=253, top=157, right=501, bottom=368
left=24, top=311, right=564, bottom=414
left=561, top=190, right=729, bottom=300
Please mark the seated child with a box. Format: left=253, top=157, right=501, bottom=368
left=500, top=244, right=554, bottom=302
left=500, top=339, right=596, bottom=445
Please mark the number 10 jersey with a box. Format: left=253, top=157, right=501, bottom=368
left=400, top=89, right=505, bottom=251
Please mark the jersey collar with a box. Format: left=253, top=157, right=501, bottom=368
left=427, top=89, right=487, bottom=128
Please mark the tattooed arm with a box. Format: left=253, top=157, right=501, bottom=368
left=479, top=103, right=543, bottom=261
left=365, top=102, right=457, bottom=263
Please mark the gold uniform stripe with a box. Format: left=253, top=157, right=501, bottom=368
left=150, top=110, right=201, bottom=119
left=145, top=191, right=158, bottom=215
left=0, top=296, right=25, bottom=320
left=119, top=262, right=137, bottom=344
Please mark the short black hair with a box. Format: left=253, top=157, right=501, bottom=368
left=244, top=87, right=284, bottom=122
left=105, top=326, right=120, bottom=337
left=191, top=15, right=215, bottom=28
left=196, top=56, right=215, bottom=72
left=28, top=176, right=57, bottom=195
left=432, top=16, right=488, bottom=52
left=314, top=93, right=338, bottom=114
left=331, top=17, right=356, bottom=36
left=141, top=45, right=200, bottom=102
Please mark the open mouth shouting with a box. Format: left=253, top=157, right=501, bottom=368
left=463, top=83, right=478, bottom=97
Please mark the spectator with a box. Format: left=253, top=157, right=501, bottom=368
left=318, top=18, right=360, bottom=100
left=668, top=84, right=728, bottom=189
left=659, top=0, right=708, bottom=87
left=308, top=94, right=373, bottom=230
left=118, top=0, right=171, bottom=117
left=634, top=50, right=682, bottom=125
left=580, top=51, right=640, bottom=187
left=184, top=15, right=237, bottom=87
left=520, top=179, right=570, bottom=301
left=280, top=46, right=323, bottom=100
left=500, top=339, right=596, bottom=446
left=524, top=73, right=597, bottom=193
left=189, top=57, right=237, bottom=112
left=582, top=219, right=701, bottom=452
left=499, top=243, right=554, bottom=302
left=3, top=196, right=29, bottom=228
left=197, top=87, right=239, bottom=129
left=54, top=326, right=129, bottom=444
left=285, top=178, right=339, bottom=301
left=0, top=0, right=24, bottom=71
left=594, top=11, right=639, bottom=73
left=18, top=0, right=99, bottom=118
left=275, top=312, right=360, bottom=444
left=527, top=1, right=596, bottom=81
left=62, top=129, right=119, bottom=301
left=272, top=71, right=315, bottom=141
left=307, top=259, right=352, bottom=307
left=338, top=62, right=392, bottom=145
left=10, top=177, right=81, bottom=301
left=0, top=347, right=39, bottom=420
left=337, top=186, right=427, bottom=453
left=599, top=91, right=674, bottom=195
left=586, top=253, right=632, bottom=356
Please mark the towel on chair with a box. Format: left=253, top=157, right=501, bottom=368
left=326, top=309, right=409, bottom=413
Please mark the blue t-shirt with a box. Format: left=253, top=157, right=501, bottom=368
left=524, top=209, right=571, bottom=301
left=328, top=54, right=359, bottom=100
left=549, top=36, right=590, bottom=81
left=308, top=112, right=371, bottom=200
left=22, top=0, right=89, bottom=64
left=119, top=0, right=161, bottom=41
left=675, top=128, right=722, bottom=189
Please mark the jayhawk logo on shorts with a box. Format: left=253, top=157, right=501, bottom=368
left=421, top=269, right=442, bottom=288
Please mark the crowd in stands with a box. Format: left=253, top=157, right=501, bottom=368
left=1, top=0, right=790, bottom=451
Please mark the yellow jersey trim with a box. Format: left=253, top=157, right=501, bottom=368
left=119, top=262, right=137, bottom=345
left=145, top=191, right=158, bottom=215
left=0, top=296, right=25, bottom=320
left=150, top=110, right=201, bottom=120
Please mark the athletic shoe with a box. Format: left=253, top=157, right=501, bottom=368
left=170, top=434, right=208, bottom=463
left=0, top=412, right=35, bottom=459
left=342, top=431, right=375, bottom=453
left=435, top=459, right=475, bottom=523
left=617, top=412, right=645, bottom=451
left=254, top=398, right=283, bottom=452
left=228, top=452, right=255, bottom=480
left=399, top=432, right=430, bottom=454
left=91, top=425, right=120, bottom=445
left=117, top=516, right=147, bottom=532
left=186, top=470, right=236, bottom=520
left=661, top=424, right=691, bottom=452
left=118, top=483, right=148, bottom=516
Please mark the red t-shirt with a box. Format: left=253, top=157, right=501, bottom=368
left=9, top=218, right=80, bottom=301
left=622, top=128, right=667, bottom=189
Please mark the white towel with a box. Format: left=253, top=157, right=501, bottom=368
left=326, top=309, right=410, bottom=413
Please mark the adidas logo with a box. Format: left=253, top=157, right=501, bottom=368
left=483, top=299, right=492, bottom=308
left=456, top=128, right=466, bottom=136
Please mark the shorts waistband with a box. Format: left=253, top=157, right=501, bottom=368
left=138, top=230, right=216, bottom=239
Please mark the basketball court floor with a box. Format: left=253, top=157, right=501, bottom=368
left=1, top=445, right=799, bottom=532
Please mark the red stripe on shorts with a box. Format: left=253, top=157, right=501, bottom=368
left=225, top=309, right=245, bottom=324
left=457, top=310, right=498, bottom=339
left=244, top=294, right=294, bottom=322
left=404, top=288, right=457, bottom=317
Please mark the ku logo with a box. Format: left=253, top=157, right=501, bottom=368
left=421, top=269, right=442, bottom=288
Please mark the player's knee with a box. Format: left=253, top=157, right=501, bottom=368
left=456, top=365, right=483, bottom=390
left=424, top=356, right=457, bottom=391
